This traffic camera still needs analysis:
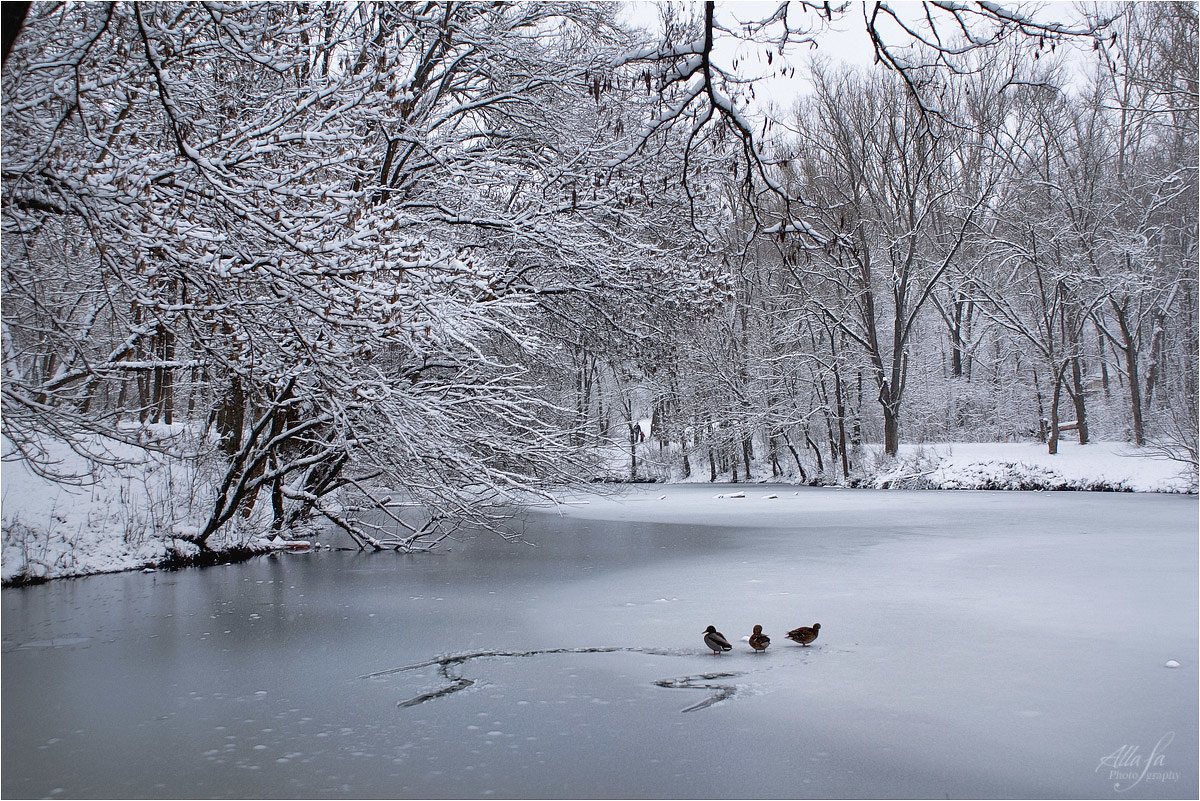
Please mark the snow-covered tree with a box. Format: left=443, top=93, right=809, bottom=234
left=1089, top=1, right=1198, bottom=461
left=1, top=2, right=723, bottom=546
left=773, top=65, right=1003, bottom=456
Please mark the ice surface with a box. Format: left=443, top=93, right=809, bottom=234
left=2, top=485, right=1196, bottom=798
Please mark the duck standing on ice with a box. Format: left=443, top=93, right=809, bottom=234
left=748, top=624, right=770, bottom=652
left=786, top=623, right=820, bottom=646
left=703, top=625, right=733, bottom=654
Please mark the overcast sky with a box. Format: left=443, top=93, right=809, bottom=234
left=619, top=0, right=1105, bottom=123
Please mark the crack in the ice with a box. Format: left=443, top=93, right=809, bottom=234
left=362, top=647, right=743, bottom=713
left=652, top=672, right=742, bottom=713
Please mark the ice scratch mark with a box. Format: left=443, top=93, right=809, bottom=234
left=361, top=647, right=733, bottom=712
left=652, top=672, right=741, bottom=713
left=397, top=673, right=474, bottom=708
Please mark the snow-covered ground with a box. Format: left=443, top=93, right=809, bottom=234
left=3, top=436, right=1195, bottom=584
left=0, top=432, right=275, bottom=584
left=3, top=485, right=1195, bottom=798
left=881, top=440, right=1197, bottom=492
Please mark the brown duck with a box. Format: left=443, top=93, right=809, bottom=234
left=786, top=623, right=820, bottom=646
left=748, top=624, right=770, bottom=652
left=703, top=625, right=733, bottom=654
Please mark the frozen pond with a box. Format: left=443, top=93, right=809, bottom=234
left=3, top=486, right=1197, bottom=799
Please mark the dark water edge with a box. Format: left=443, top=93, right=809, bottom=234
left=1, top=544, right=271, bottom=588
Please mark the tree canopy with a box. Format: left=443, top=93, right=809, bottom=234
left=3, top=1, right=1195, bottom=552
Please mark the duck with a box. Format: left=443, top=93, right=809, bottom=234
left=786, top=623, right=820, bottom=646
left=703, top=625, right=733, bottom=654
left=748, top=624, right=770, bottom=652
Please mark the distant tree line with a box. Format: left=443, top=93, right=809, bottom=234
left=538, top=1, right=1197, bottom=482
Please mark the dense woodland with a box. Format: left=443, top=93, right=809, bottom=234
left=2, top=2, right=1196, bottom=549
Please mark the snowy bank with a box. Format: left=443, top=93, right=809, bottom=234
left=4, top=435, right=1193, bottom=585
left=1, top=433, right=279, bottom=585
left=605, top=435, right=1197, bottom=494
left=874, top=441, right=1197, bottom=493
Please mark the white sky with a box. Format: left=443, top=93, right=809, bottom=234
left=619, top=1, right=1104, bottom=118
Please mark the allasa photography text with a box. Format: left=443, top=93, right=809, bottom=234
left=1096, top=732, right=1181, bottom=792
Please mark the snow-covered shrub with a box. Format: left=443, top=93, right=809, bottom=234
left=866, top=445, right=945, bottom=489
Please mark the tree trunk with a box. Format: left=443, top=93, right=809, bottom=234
left=824, top=413, right=839, bottom=475
left=595, top=376, right=606, bottom=439
left=851, top=371, right=863, bottom=447
left=1114, top=306, right=1145, bottom=446
left=741, top=431, right=753, bottom=482
left=216, top=375, right=246, bottom=457
left=706, top=419, right=717, bottom=482
left=115, top=377, right=130, bottom=424
left=1032, top=365, right=1047, bottom=443
left=574, top=348, right=591, bottom=447
left=950, top=294, right=972, bottom=379
left=963, top=300, right=974, bottom=380
left=1142, top=308, right=1165, bottom=412
left=681, top=414, right=695, bottom=479
left=1123, top=339, right=1145, bottom=447
left=805, top=429, right=824, bottom=475
left=883, top=406, right=900, bottom=457
left=831, top=362, right=850, bottom=478
left=880, top=380, right=900, bottom=457
left=628, top=422, right=638, bottom=480
left=1097, top=329, right=1111, bottom=397
left=271, top=454, right=285, bottom=531
left=782, top=431, right=808, bottom=482
left=651, top=403, right=663, bottom=450
left=1048, top=365, right=1065, bottom=455
left=154, top=323, right=175, bottom=425
left=1069, top=357, right=1089, bottom=444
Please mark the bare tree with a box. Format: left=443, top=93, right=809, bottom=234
left=1088, top=2, right=1198, bottom=454
left=778, top=65, right=1004, bottom=456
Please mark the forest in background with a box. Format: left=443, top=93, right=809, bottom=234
left=2, top=2, right=1196, bottom=553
